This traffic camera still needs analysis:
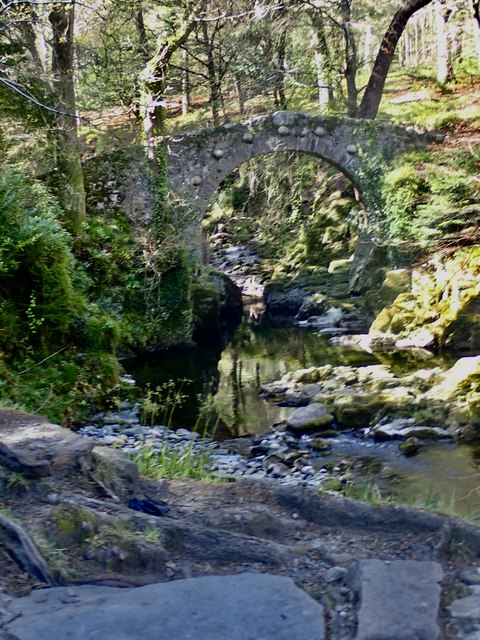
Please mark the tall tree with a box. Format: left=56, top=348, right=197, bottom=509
left=272, top=7, right=289, bottom=110
left=434, top=0, right=455, bottom=83
left=358, top=0, right=434, bottom=119
left=467, top=0, right=480, bottom=68
left=340, top=0, right=359, bottom=116
left=49, top=1, right=85, bottom=235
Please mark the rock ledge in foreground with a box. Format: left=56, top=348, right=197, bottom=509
left=1, top=573, right=325, bottom=640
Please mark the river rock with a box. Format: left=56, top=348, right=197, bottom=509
left=395, top=328, right=436, bottom=349
left=333, top=387, right=417, bottom=427
left=90, top=446, right=140, bottom=500
left=268, top=462, right=291, bottom=477
left=429, top=356, right=480, bottom=400
left=373, top=423, right=451, bottom=442
left=460, top=568, right=480, bottom=585
left=264, top=283, right=307, bottom=316
left=399, top=437, right=420, bottom=456
left=0, top=573, right=326, bottom=640
left=285, top=384, right=322, bottom=406
left=310, top=438, right=332, bottom=452
left=356, top=364, right=395, bottom=383
left=349, top=233, right=388, bottom=295
left=296, top=293, right=329, bottom=320
left=286, top=403, right=334, bottom=433
left=287, top=365, right=333, bottom=384
left=259, top=380, right=292, bottom=399
left=448, top=586, right=480, bottom=621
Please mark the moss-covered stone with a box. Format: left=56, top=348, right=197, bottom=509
left=310, top=438, right=332, bottom=453
left=54, top=505, right=97, bottom=548
left=368, top=248, right=480, bottom=351
left=90, top=446, right=140, bottom=500
left=333, top=387, right=417, bottom=427
left=399, top=437, right=420, bottom=456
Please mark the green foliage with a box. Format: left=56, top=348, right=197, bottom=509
left=140, top=379, right=190, bottom=427
left=383, top=79, right=480, bottom=132
left=382, top=153, right=480, bottom=242
left=156, top=260, right=193, bottom=344
left=0, top=351, right=121, bottom=425
left=132, top=442, right=215, bottom=481
left=382, top=164, right=430, bottom=238
left=0, top=168, right=82, bottom=356
left=81, top=151, right=194, bottom=352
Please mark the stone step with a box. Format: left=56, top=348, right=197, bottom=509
left=0, top=573, right=326, bottom=640
left=349, top=559, right=443, bottom=640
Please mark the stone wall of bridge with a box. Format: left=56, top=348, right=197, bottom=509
left=165, top=111, right=424, bottom=215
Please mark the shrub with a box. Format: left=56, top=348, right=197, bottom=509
left=0, top=169, right=82, bottom=355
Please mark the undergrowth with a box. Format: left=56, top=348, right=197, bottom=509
left=131, top=443, right=217, bottom=481
left=382, top=150, right=480, bottom=244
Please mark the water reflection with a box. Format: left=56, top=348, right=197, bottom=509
left=123, top=315, right=479, bottom=517
left=126, top=312, right=455, bottom=437
left=124, top=316, right=383, bottom=436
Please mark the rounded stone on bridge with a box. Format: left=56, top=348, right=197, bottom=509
left=242, top=131, right=254, bottom=143
left=314, top=126, right=326, bottom=137
left=346, top=144, right=358, bottom=154
left=277, top=125, right=290, bottom=136
left=191, top=175, right=202, bottom=186
left=212, top=149, right=224, bottom=159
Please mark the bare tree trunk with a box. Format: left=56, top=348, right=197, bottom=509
left=181, top=49, right=190, bottom=115
left=234, top=74, right=246, bottom=114
left=414, top=14, right=420, bottom=64
left=19, top=21, right=45, bottom=76
left=134, top=0, right=149, bottom=64
left=49, top=1, right=85, bottom=236
left=314, top=48, right=331, bottom=106
left=273, top=29, right=288, bottom=110
left=435, top=0, right=454, bottom=84
left=141, top=1, right=205, bottom=169
left=309, top=13, right=336, bottom=108
left=358, top=0, right=434, bottom=120
left=468, top=0, right=480, bottom=69
left=340, top=0, right=359, bottom=117
left=362, top=23, right=373, bottom=65
left=201, top=20, right=221, bottom=125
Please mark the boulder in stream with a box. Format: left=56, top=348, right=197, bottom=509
left=286, top=403, right=334, bottom=433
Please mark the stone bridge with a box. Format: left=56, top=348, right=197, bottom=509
left=165, top=111, right=426, bottom=215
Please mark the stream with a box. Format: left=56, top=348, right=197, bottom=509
left=124, top=310, right=480, bottom=519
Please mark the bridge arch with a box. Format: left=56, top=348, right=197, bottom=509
left=165, top=111, right=422, bottom=216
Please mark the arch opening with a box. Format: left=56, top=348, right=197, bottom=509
left=204, top=151, right=362, bottom=282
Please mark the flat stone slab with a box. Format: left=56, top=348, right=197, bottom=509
left=0, top=573, right=326, bottom=640
left=350, top=559, right=443, bottom=640
left=0, top=408, right=93, bottom=476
